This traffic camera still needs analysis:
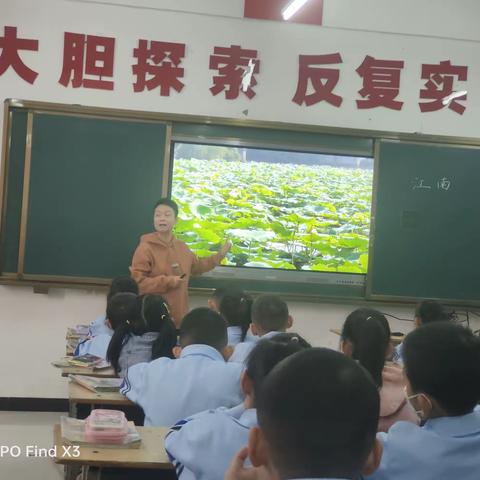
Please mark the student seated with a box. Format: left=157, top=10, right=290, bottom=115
left=106, top=294, right=177, bottom=377
left=225, top=348, right=382, bottom=480
left=165, top=333, right=311, bottom=480
left=208, top=288, right=252, bottom=346
left=88, top=275, right=139, bottom=337
left=75, top=292, right=137, bottom=358
left=340, top=308, right=418, bottom=432
left=120, top=307, right=244, bottom=426
left=367, top=322, right=480, bottom=480
left=393, top=299, right=449, bottom=364
left=229, top=295, right=293, bottom=363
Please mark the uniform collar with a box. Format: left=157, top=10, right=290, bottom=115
left=180, top=344, right=225, bottom=361
left=424, top=407, right=480, bottom=437
left=239, top=408, right=258, bottom=428
left=261, top=331, right=283, bottom=340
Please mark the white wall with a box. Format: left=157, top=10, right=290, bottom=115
left=1, top=0, right=480, bottom=399
left=72, top=0, right=480, bottom=42
left=2, top=0, right=480, bottom=138
left=323, top=0, right=480, bottom=41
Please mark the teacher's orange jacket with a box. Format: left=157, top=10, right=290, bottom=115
left=130, top=232, right=222, bottom=326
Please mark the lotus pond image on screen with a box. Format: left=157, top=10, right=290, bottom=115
left=171, top=143, right=374, bottom=274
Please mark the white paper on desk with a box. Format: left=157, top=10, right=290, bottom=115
left=60, top=416, right=141, bottom=445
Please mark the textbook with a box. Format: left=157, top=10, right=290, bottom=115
left=69, top=375, right=123, bottom=393
left=68, top=354, right=109, bottom=368
left=52, top=355, right=111, bottom=370
left=66, top=325, right=89, bottom=355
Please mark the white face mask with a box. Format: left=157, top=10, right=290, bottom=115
left=405, top=389, right=433, bottom=420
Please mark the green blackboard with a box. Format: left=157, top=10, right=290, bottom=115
left=368, top=140, right=480, bottom=302
left=19, top=113, right=167, bottom=278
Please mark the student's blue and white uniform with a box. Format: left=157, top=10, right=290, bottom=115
left=165, top=403, right=257, bottom=480
left=392, top=342, right=403, bottom=364
left=227, top=326, right=243, bottom=346
left=88, top=313, right=113, bottom=337
left=227, top=327, right=258, bottom=346
left=229, top=331, right=282, bottom=364
left=367, top=407, right=480, bottom=480
left=116, top=332, right=159, bottom=377
left=120, top=344, right=244, bottom=426
left=74, top=333, right=111, bottom=358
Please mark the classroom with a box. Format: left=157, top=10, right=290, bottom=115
left=1, top=1, right=480, bottom=479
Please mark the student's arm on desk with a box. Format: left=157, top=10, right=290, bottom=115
left=165, top=405, right=244, bottom=479
left=130, top=245, right=182, bottom=293
left=120, top=362, right=148, bottom=406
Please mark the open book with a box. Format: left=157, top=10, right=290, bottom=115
left=70, top=375, right=123, bottom=393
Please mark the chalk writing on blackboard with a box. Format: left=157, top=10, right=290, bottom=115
left=437, top=177, right=451, bottom=190
left=412, top=178, right=431, bottom=190
left=411, top=177, right=451, bottom=191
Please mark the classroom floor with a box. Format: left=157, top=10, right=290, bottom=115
left=0, top=411, right=65, bottom=480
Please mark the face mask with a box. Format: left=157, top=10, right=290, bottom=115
left=405, top=388, right=433, bottom=420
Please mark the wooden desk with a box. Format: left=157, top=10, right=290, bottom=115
left=68, top=382, right=132, bottom=417
left=53, top=424, right=172, bottom=469
left=329, top=328, right=404, bottom=346
left=53, top=424, right=173, bottom=480
left=61, top=366, right=117, bottom=378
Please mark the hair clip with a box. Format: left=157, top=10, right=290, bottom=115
left=290, top=336, right=299, bottom=342
left=126, top=319, right=131, bottom=325
left=161, top=314, right=166, bottom=320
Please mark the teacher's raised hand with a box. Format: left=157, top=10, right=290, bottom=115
left=219, top=239, right=233, bottom=259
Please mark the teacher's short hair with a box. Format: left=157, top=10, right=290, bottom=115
left=154, top=198, right=179, bottom=217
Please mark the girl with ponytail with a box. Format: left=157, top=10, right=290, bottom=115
left=107, top=294, right=177, bottom=377
left=218, top=289, right=253, bottom=345
left=341, top=308, right=419, bottom=432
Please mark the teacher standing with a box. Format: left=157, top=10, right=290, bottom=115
left=130, top=198, right=231, bottom=326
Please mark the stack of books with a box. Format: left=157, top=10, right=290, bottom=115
left=66, top=325, right=90, bottom=355
left=52, top=354, right=111, bottom=370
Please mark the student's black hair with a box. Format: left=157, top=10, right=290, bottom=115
left=154, top=198, right=179, bottom=217
left=415, top=299, right=450, bottom=325
left=251, top=295, right=289, bottom=333
left=245, top=333, right=311, bottom=406
left=256, top=348, right=380, bottom=479
left=107, top=276, right=139, bottom=302
left=341, top=308, right=391, bottom=387
left=219, top=289, right=253, bottom=342
left=107, top=294, right=176, bottom=374
left=105, top=292, right=138, bottom=330
left=210, top=288, right=227, bottom=309
left=403, top=321, right=480, bottom=416
left=104, top=292, right=138, bottom=372
left=179, top=307, right=227, bottom=351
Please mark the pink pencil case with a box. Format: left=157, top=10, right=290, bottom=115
left=85, top=409, right=129, bottom=444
